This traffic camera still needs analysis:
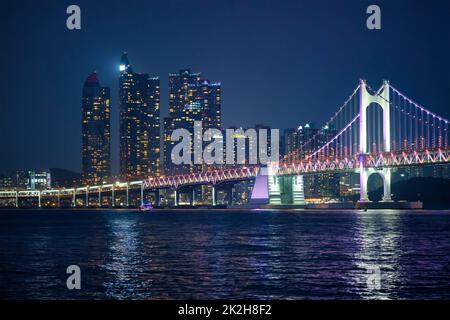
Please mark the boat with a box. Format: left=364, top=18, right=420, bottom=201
left=139, top=203, right=153, bottom=211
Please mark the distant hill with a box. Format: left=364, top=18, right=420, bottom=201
left=50, top=168, right=81, bottom=188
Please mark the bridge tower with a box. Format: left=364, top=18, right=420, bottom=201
left=359, top=79, right=392, bottom=202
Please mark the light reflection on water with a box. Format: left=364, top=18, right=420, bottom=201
left=353, top=211, right=402, bottom=300
left=0, top=209, right=449, bottom=299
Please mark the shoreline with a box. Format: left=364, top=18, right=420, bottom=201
left=1, top=206, right=450, bottom=212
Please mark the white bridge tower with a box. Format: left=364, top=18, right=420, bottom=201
left=359, top=79, right=392, bottom=202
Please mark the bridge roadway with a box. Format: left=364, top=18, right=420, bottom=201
left=0, top=167, right=259, bottom=208
left=2, top=148, right=449, bottom=208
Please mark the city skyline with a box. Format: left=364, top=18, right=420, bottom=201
left=1, top=0, right=450, bottom=304
left=1, top=0, right=449, bottom=175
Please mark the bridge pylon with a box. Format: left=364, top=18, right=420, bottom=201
left=359, top=79, right=392, bottom=202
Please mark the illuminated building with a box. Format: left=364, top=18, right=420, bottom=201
left=27, top=170, right=51, bottom=190
left=163, top=70, right=221, bottom=175
left=82, top=72, right=111, bottom=184
left=0, top=170, right=52, bottom=190
left=187, top=79, right=221, bottom=130
left=14, top=171, right=28, bottom=189
left=0, top=173, right=14, bottom=190
left=168, top=69, right=201, bottom=116
left=282, top=128, right=297, bottom=158
left=233, top=180, right=255, bottom=205
left=284, top=123, right=340, bottom=200
left=119, top=53, right=160, bottom=180
left=163, top=116, right=176, bottom=174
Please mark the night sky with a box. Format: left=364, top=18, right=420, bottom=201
left=0, top=0, right=449, bottom=174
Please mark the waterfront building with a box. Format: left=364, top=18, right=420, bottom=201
left=163, top=70, right=221, bottom=175
left=119, top=53, right=160, bottom=180
left=282, top=128, right=297, bottom=158
left=27, top=170, right=51, bottom=190
left=0, top=173, right=14, bottom=190
left=82, top=72, right=111, bottom=185
left=284, top=123, right=340, bottom=201
left=233, top=180, right=254, bottom=205
left=0, top=170, right=51, bottom=190
left=187, top=79, right=221, bottom=130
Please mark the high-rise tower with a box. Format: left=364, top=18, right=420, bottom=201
left=81, top=72, right=111, bottom=185
left=163, top=70, right=221, bottom=175
left=119, top=53, right=160, bottom=179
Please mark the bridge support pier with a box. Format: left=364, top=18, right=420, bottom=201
left=174, top=189, right=178, bottom=207
left=382, top=168, right=393, bottom=202
left=212, top=185, right=216, bottom=206
left=358, top=155, right=370, bottom=203
left=268, top=172, right=305, bottom=206
left=112, top=186, right=115, bottom=208
left=228, top=187, right=234, bottom=206
left=268, top=175, right=282, bottom=205
left=85, top=188, right=89, bottom=207
left=292, top=175, right=305, bottom=205
left=140, top=183, right=144, bottom=207
left=359, top=167, right=393, bottom=203
left=156, top=189, right=161, bottom=206
left=15, top=191, right=18, bottom=208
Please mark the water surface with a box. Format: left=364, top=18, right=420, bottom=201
left=0, top=209, right=449, bottom=299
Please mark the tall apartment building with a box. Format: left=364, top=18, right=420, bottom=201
left=119, top=53, right=160, bottom=179
left=81, top=72, right=111, bottom=184
left=163, top=70, right=221, bottom=175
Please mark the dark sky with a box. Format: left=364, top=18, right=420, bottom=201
left=0, top=0, right=449, bottom=174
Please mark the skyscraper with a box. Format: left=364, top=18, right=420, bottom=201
left=81, top=72, right=111, bottom=185
left=169, top=69, right=201, bottom=116
left=164, top=71, right=202, bottom=177
left=119, top=53, right=160, bottom=179
left=163, top=70, right=221, bottom=175
left=187, top=79, right=221, bottom=130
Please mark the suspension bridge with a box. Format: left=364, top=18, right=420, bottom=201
left=1, top=79, right=449, bottom=208
left=265, top=79, right=450, bottom=206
